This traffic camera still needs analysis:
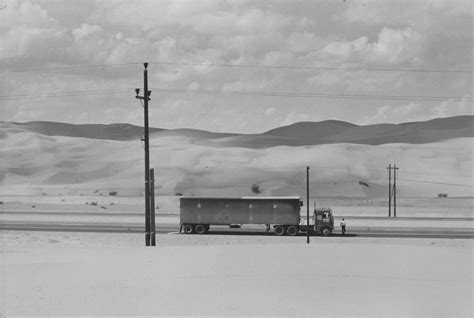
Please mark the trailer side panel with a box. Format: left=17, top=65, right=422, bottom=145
left=180, top=197, right=300, bottom=225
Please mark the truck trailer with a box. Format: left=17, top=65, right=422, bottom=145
left=179, top=196, right=334, bottom=236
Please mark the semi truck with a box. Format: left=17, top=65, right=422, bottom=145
left=179, top=196, right=334, bottom=236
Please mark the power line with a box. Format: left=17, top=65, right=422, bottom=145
left=0, top=62, right=141, bottom=74
left=1, top=60, right=472, bottom=74
left=2, top=87, right=471, bottom=102
left=306, top=165, right=473, bottom=182
left=152, top=88, right=473, bottom=102
left=0, top=88, right=133, bottom=101
left=149, top=61, right=474, bottom=74
left=397, top=178, right=473, bottom=188
left=247, top=166, right=472, bottom=178
left=2, top=88, right=132, bottom=97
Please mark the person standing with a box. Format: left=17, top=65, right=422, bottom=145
left=340, top=218, right=346, bottom=236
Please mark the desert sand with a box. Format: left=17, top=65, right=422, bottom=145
left=1, top=231, right=472, bottom=316
left=1, top=120, right=473, bottom=198
left=1, top=118, right=473, bottom=316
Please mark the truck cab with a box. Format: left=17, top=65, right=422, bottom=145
left=314, top=208, right=334, bottom=236
left=299, top=207, right=334, bottom=236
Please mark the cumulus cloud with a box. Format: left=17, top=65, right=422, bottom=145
left=316, top=27, right=423, bottom=65
left=94, top=1, right=296, bottom=35
left=0, top=26, right=69, bottom=63
left=265, top=107, right=277, bottom=116
left=281, top=112, right=312, bottom=126
left=72, top=24, right=103, bottom=41
left=341, top=0, right=471, bottom=26
left=0, top=0, right=69, bottom=65
left=0, top=0, right=53, bottom=30
left=10, top=104, right=45, bottom=122
left=433, top=97, right=473, bottom=117
left=1, top=1, right=471, bottom=132
left=361, top=98, right=473, bottom=125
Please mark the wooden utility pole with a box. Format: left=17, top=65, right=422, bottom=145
left=387, top=164, right=392, bottom=217
left=150, top=168, right=156, bottom=246
left=393, top=164, right=398, bottom=218
left=135, top=62, right=152, bottom=246
left=306, top=166, right=310, bottom=244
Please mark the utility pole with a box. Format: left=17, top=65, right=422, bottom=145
left=150, top=168, right=156, bottom=246
left=387, top=164, right=392, bottom=217
left=135, top=62, right=152, bottom=246
left=393, top=164, right=398, bottom=218
left=306, top=166, right=310, bottom=244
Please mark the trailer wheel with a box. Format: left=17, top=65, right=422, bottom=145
left=195, top=224, right=207, bottom=234
left=286, top=225, right=298, bottom=236
left=321, top=227, right=332, bottom=237
left=274, top=225, right=286, bottom=236
left=183, top=224, right=194, bottom=234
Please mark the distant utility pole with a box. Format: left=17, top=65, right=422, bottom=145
left=135, top=62, right=152, bottom=246
left=306, top=166, right=310, bottom=244
left=386, top=164, right=399, bottom=218
left=393, top=164, right=398, bottom=218
left=387, top=164, right=392, bottom=217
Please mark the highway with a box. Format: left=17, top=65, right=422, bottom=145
left=1, top=220, right=473, bottom=238
left=3, top=211, right=472, bottom=221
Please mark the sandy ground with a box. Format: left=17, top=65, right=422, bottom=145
left=1, top=231, right=473, bottom=317
left=2, top=195, right=472, bottom=217
left=2, top=195, right=473, bottom=232
left=1, top=194, right=472, bottom=316
left=1, top=124, right=472, bottom=316
left=1, top=130, right=473, bottom=198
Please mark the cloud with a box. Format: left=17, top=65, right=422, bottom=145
left=281, top=112, right=312, bottom=126
left=265, top=107, right=276, bottom=116
left=0, top=26, right=69, bottom=62
left=360, top=98, right=473, bottom=124
left=10, top=104, right=45, bottom=122
left=316, top=27, right=423, bottom=65
left=0, top=0, right=70, bottom=65
left=94, top=1, right=296, bottom=35
left=72, top=24, right=103, bottom=41
left=433, top=97, right=473, bottom=117
left=1, top=1, right=471, bottom=133
left=341, top=0, right=471, bottom=26
left=0, top=0, right=54, bottom=30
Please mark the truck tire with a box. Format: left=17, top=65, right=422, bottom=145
left=274, top=225, right=286, bottom=236
left=195, top=224, right=207, bottom=234
left=183, top=224, right=194, bottom=234
left=286, top=225, right=298, bottom=236
left=321, top=227, right=332, bottom=236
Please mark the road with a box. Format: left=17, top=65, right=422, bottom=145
left=2, top=211, right=472, bottom=221
left=1, top=220, right=473, bottom=238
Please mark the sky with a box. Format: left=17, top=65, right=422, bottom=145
left=0, top=0, right=472, bottom=133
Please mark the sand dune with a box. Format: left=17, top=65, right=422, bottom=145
left=2, top=121, right=164, bottom=141
left=261, top=116, right=474, bottom=147
left=1, top=123, right=472, bottom=197
left=1, top=116, right=472, bottom=198
left=2, top=115, right=472, bottom=147
left=152, top=128, right=238, bottom=140
left=265, top=119, right=357, bottom=139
